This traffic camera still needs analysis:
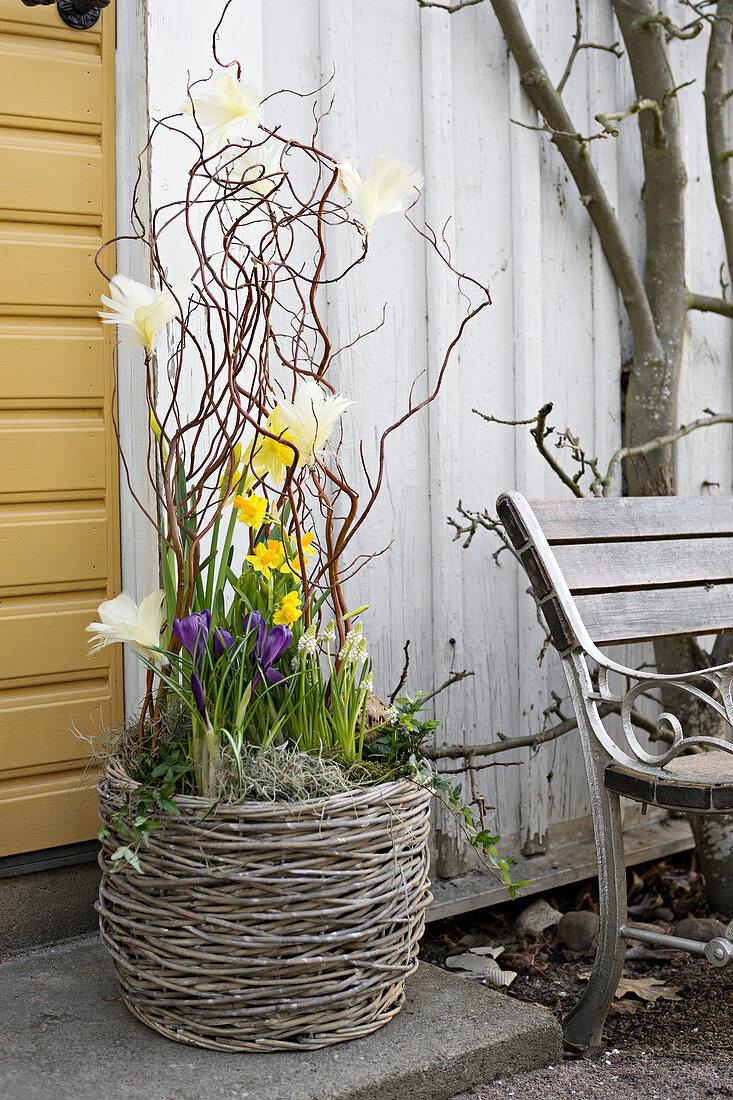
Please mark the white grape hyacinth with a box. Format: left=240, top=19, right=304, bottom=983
left=296, top=624, right=318, bottom=659
left=337, top=155, right=424, bottom=235
left=86, top=591, right=166, bottom=666
left=99, top=275, right=191, bottom=354
left=276, top=381, right=353, bottom=467
left=185, top=72, right=261, bottom=153
left=339, top=623, right=367, bottom=667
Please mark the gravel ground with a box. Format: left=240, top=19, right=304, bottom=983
left=455, top=1051, right=733, bottom=1100
left=421, top=853, right=733, bottom=1100
left=453, top=962, right=733, bottom=1099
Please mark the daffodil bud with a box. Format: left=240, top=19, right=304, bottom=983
left=149, top=410, right=168, bottom=462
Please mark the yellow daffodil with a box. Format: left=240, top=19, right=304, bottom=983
left=247, top=408, right=298, bottom=485
left=337, top=155, right=423, bottom=235
left=246, top=539, right=285, bottom=578
left=279, top=531, right=316, bottom=575
left=273, top=591, right=302, bottom=627
left=234, top=493, right=268, bottom=528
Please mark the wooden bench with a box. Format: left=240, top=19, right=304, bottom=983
left=496, top=491, right=733, bottom=1051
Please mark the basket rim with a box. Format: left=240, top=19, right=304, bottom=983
left=100, top=756, right=429, bottom=817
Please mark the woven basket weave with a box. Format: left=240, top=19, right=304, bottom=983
left=96, top=759, right=432, bottom=1051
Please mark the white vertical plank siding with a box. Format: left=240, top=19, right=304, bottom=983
left=419, top=5, right=470, bottom=876
left=449, top=3, right=524, bottom=851
left=116, top=0, right=160, bottom=716
left=125, top=0, right=733, bottom=894
left=506, top=0, right=552, bottom=855
left=317, top=0, right=435, bottom=711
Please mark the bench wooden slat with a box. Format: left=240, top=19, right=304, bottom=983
left=529, top=496, right=733, bottom=543
left=553, top=536, right=733, bottom=592
left=575, top=583, right=733, bottom=645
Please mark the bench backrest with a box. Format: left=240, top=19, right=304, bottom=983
left=497, top=494, right=733, bottom=648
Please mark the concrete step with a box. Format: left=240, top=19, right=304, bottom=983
left=1, top=935, right=562, bottom=1100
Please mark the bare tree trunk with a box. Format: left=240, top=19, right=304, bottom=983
left=613, top=0, right=686, bottom=496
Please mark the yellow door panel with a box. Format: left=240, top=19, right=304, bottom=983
left=0, top=508, right=107, bottom=589
left=0, top=683, right=112, bottom=773
left=0, top=0, right=102, bottom=43
left=0, top=771, right=100, bottom=857
left=0, top=7, right=120, bottom=856
left=0, top=417, right=106, bottom=495
left=0, top=598, right=107, bottom=682
left=0, top=225, right=101, bottom=311
left=0, top=597, right=109, bottom=682
left=0, top=36, right=102, bottom=128
left=0, top=131, right=102, bottom=218
left=0, top=323, right=103, bottom=401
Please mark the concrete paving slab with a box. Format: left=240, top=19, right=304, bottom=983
left=0, top=935, right=561, bottom=1100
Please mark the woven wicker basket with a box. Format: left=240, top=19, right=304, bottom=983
left=96, top=759, right=432, bottom=1051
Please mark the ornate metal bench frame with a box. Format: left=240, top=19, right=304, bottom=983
left=497, top=490, right=733, bottom=1051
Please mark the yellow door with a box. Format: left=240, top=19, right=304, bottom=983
left=0, top=0, right=121, bottom=856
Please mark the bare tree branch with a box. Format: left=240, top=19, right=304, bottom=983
left=595, top=96, right=664, bottom=139
left=389, top=640, right=411, bottom=705
left=705, top=1, right=733, bottom=281
left=424, top=700, right=662, bottom=762
left=416, top=0, right=484, bottom=10
left=687, top=290, right=733, bottom=318
left=472, top=404, right=733, bottom=500
left=636, top=11, right=704, bottom=40
left=603, top=411, right=733, bottom=492
left=421, top=668, right=475, bottom=706
left=510, top=117, right=612, bottom=144
left=594, top=81, right=697, bottom=139
left=557, top=0, right=623, bottom=95
left=474, top=402, right=585, bottom=497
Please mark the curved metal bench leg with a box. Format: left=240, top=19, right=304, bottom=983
left=563, top=760, right=627, bottom=1051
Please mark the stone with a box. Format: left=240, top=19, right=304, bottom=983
left=0, top=934, right=563, bottom=1100
left=514, top=898, right=562, bottom=936
left=675, top=917, right=727, bottom=942
left=557, top=910, right=600, bottom=954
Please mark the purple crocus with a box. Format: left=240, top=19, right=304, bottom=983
left=251, top=624, right=293, bottom=688
left=241, top=610, right=288, bottom=687
left=190, top=671, right=207, bottom=717
left=212, top=628, right=235, bottom=662
left=172, top=610, right=211, bottom=669
left=241, top=610, right=266, bottom=649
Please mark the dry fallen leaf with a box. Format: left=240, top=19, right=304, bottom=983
left=445, top=950, right=517, bottom=987
left=446, top=951, right=495, bottom=972
left=577, top=971, right=683, bottom=1005
left=615, top=976, right=683, bottom=1003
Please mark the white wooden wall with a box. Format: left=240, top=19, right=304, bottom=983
left=117, top=0, right=733, bottom=881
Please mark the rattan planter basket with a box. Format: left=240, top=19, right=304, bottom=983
left=96, top=759, right=432, bottom=1051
